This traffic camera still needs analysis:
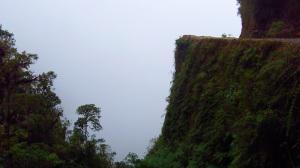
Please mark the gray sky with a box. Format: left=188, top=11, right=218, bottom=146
left=0, top=0, right=241, bottom=160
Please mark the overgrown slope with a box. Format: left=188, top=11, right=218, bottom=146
left=143, top=36, right=300, bottom=168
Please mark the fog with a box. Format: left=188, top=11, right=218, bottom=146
left=0, top=0, right=241, bottom=160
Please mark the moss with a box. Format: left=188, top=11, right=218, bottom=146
left=145, top=37, right=300, bottom=168
left=238, top=0, right=300, bottom=38
left=267, top=21, right=286, bottom=37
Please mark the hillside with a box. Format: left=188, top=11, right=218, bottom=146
left=142, top=36, right=300, bottom=168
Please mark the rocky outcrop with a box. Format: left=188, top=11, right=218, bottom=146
left=239, top=0, right=300, bottom=38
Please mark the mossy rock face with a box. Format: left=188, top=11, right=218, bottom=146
left=238, top=0, right=300, bottom=38
left=144, top=36, right=300, bottom=168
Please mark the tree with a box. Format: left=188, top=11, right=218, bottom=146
left=74, top=104, right=102, bottom=141
left=0, top=26, right=117, bottom=168
left=0, top=26, right=38, bottom=167
left=67, top=104, right=116, bottom=168
left=124, top=152, right=140, bottom=168
left=114, top=152, right=142, bottom=168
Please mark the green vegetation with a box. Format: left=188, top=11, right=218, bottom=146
left=267, top=21, right=286, bottom=37
left=221, top=34, right=233, bottom=38
left=141, top=36, right=300, bottom=168
left=2, top=1, right=300, bottom=165
left=0, top=26, right=137, bottom=168
left=238, top=0, right=300, bottom=38
left=3, top=26, right=299, bottom=167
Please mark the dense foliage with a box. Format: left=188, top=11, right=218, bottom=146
left=0, top=27, right=117, bottom=168
left=142, top=36, right=300, bottom=168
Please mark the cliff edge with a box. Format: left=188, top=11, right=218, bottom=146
left=143, top=36, right=300, bottom=168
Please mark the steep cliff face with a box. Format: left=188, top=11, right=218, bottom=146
left=239, top=0, right=300, bottom=38
left=144, top=36, right=300, bottom=168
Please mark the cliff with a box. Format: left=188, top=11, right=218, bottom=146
left=239, top=0, right=300, bottom=38
left=142, top=36, right=300, bottom=168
